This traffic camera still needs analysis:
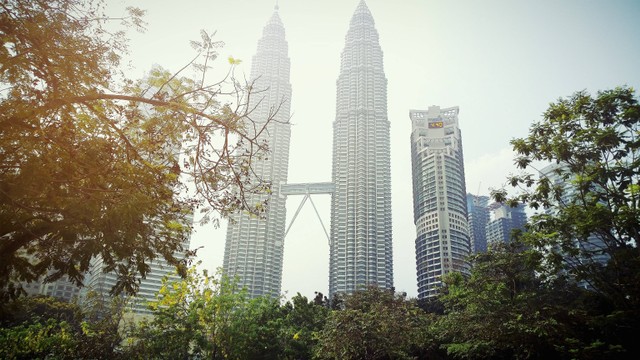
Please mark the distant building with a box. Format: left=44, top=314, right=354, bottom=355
left=18, top=252, right=82, bottom=302
left=410, top=106, right=470, bottom=299
left=223, top=5, right=292, bottom=298
left=329, top=0, right=394, bottom=297
left=20, top=275, right=80, bottom=302
left=20, top=280, right=43, bottom=297
left=485, top=202, right=527, bottom=245
left=41, top=277, right=81, bottom=301
left=466, top=194, right=490, bottom=253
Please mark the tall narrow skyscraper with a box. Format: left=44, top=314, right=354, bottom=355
left=329, top=0, right=393, bottom=296
left=410, top=106, right=470, bottom=299
left=223, top=6, right=292, bottom=298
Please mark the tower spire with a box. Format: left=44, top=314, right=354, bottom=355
left=275, top=0, right=279, bottom=11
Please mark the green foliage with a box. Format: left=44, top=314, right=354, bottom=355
left=121, top=267, right=328, bottom=359
left=436, top=241, right=579, bottom=359
left=488, top=86, right=640, bottom=358
left=122, top=267, right=332, bottom=360
left=228, top=56, right=242, bottom=65
left=0, top=295, right=124, bottom=359
left=122, top=266, right=246, bottom=359
left=1, top=0, right=278, bottom=298
left=0, top=319, right=78, bottom=359
left=434, top=238, right=640, bottom=359
left=281, top=293, right=330, bottom=359
left=0, top=295, right=83, bottom=328
left=223, top=296, right=289, bottom=359
left=315, top=287, right=435, bottom=360
left=493, top=87, right=639, bottom=288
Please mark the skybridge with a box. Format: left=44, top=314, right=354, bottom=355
left=279, top=182, right=334, bottom=243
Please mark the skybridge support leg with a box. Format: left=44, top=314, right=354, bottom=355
left=308, top=195, right=331, bottom=245
left=284, top=194, right=309, bottom=238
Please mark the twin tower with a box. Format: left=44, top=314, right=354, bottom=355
left=223, top=1, right=394, bottom=298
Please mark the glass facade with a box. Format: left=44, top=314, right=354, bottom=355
left=486, top=202, right=527, bottom=245
left=466, top=194, right=490, bottom=253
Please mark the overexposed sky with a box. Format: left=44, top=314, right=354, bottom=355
left=109, top=0, right=640, bottom=298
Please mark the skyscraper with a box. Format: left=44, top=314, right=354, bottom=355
left=485, top=202, right=527, bottom=245
left=223, top=6, right=292, bottom=298
left=329, top=0, right=393, bottom=297
left=410, top=106, right=470, bottom=299
left=466, top=194, right=490, bottom=253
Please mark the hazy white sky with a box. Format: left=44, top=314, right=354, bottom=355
left=111, top=0, right=640, bottom=298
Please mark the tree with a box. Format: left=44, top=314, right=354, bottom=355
left=122, top=266, right=246, bottom=359
left=223, top=296, right=289, bottom=359
left=125, top=273, right=330, bottom=360
left=216, top=292, right=331, bottom=360
left=435, top=240, right=583, bottom=359
left=1, top=0, right=277, bottom=297
left=315, top=287, right=434, bottom=360
left=280, top=293, right=330, bottom=359
left=0, top=295, right=125, bottom=359
left=492, top=86, right=640, bottom=357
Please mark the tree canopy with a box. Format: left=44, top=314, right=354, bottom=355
left=493, top=87, right=639, bottom=303
left=315, top=286, right=435, bottom=360
left=0, top=294, right=125, bottom=359
left=490, top=86, right=640, bottom=357
left=0, top=0, right=276, bottom=297
left=436, top=240, right=583, bottom=359
left=122, top=266, right=329, bottom=360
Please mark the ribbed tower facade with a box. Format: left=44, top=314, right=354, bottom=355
left=410, top=106, right=470, bottom=299
left=223, top=6, right=292, bottom=298
left=329, top=0, right=393, bottom=297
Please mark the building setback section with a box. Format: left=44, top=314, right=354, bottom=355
left=410, top=106, right=471, bottom=299
left=222, top=7, right=292, bottom=298
left=329, top=0, right=393, bottom=297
